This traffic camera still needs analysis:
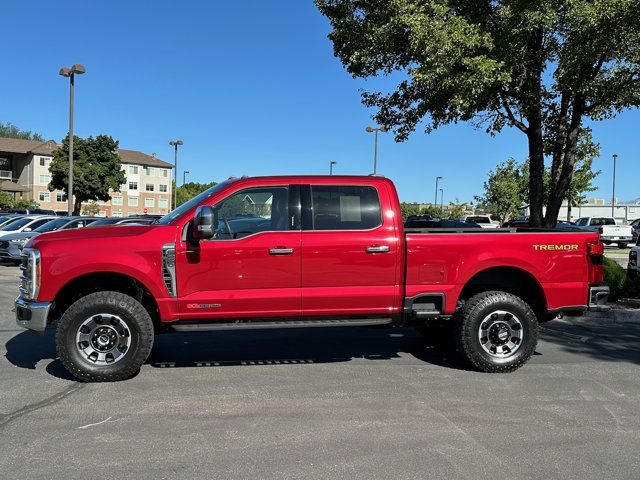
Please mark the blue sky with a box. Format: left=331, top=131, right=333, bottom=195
left=2, top=1, right=638, bottom=204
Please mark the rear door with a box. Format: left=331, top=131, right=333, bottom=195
left=300, top=183, right=398, bottom=316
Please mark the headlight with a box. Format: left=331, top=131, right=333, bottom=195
left=19, top=248, right=41, bottom=300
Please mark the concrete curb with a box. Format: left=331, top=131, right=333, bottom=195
left=585, top=308, right=640, bottom=324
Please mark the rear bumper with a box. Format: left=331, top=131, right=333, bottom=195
left=15, top=296, right=51, bottom=334
left=588, top=286, right=610, bottom=311
left=601, top=236, right=633, bottom=242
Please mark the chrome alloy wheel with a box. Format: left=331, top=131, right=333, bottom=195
left=75, top=314, right=132, bottom=365
left=477, top=310, right=524, bottom=358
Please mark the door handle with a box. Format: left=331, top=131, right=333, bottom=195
left=269, top=247, right=294, bottom=255
left=365, top=245, right=390, bottom=253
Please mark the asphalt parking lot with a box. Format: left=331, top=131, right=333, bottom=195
left=1, top=265, right=639, bottom=479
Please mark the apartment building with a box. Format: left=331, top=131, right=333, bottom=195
left=0, top=137, right=173, bottom=216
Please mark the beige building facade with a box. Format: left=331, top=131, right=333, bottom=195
left=0, top=137, right=173, bottom=217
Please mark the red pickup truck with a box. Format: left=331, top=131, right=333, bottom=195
left=15, top=176, right=609, bottom=381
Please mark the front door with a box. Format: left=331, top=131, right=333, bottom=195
left=301, top=184, right=398, bottom=316
left=176, top=185, right=301, bottom=320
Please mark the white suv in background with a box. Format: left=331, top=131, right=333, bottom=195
left=461, top=214, right=498, bottom=229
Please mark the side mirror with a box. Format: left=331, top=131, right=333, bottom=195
left=192, top=205, right=215, bottom=242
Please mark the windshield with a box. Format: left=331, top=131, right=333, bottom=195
left=33, top=218, right=69, bottom=233
left=157, top=180, right=233, bottom=225
left=0, top=217, right=31, bottom=231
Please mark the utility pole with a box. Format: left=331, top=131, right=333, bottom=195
left=59, top=64, right=86, bottom=215
left=612, top=153, right=617, bottom=217
left=435, top=176, right=442, bottom=206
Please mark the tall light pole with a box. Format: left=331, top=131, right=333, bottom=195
left=612, top=153, right=618, bottom=217
left=169, top=140, right=183, bottom=210
left=440, top=188, right=444, bottom=211
left=59, top=64, right=86, bottom=215
left=434, top=176, right=442, bottom=206
left=365, top=126, right=387, bottom=175
left=183, top=170, right=190, bottom=184
left=329, top=161, right=337, bottom=175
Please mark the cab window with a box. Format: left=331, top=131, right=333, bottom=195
left=310, top=185, right=382, bottom=230
left=211, top=186, right=289, bottom=240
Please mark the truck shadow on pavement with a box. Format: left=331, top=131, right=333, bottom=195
left=4, top=317, right=640, bottom=379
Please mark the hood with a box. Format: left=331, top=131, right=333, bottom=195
left=0, top=231, right=39, bottom=241
left=28, top=224, right=159, bottom=245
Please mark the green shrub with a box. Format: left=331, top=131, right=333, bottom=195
left=603, top=257, right=626, bottom=301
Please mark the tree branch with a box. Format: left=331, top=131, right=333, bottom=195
left=499, top=90, right=528, bottom=133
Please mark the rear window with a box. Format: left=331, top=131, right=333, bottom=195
left=310, top=185, right=382, bottom=230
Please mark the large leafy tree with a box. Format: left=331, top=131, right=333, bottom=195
left=49, top=135, right=126, bottom=215
left=316, top=0, right=640, bottom=226
left=0, top=122, right=44, bottom=141
left=176, top=181, right=217, bottom=207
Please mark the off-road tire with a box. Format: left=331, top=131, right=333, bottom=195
left=455, top=291, right=538, bottom=373
left=56, top=291, right=154, bottom=382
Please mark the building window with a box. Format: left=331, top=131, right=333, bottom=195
left=145, top=198, right=155, bottom=207
left=158, top=199, right=168, bottom=208
left=144, top=166, right=155, bottom=176
left=129, top=165, right=138, bottom=175
left=112, top=196, right=123, bottom=206
left=160, top=169, right=168, bottom=178
left=39, top=174, right=51, bottom=185
left=39, top=156, right=52, bottom=167
left=112, top=211, right=123, bottom=218
left=56, top=192, right=67, bottom=202
left=159, top=184, right=168, bottom=193
left=145, top=184, right=154, bottom=192
left=128, top=197, right=139, bottom=206
left=129, top=182, right=138, bottom=191
left=39, top=191, right=50, bottom=202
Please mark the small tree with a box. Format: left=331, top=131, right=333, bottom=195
left=13, top=199, right=38, bottom=209
left=82, top=201, right=101, bottom=216
left=176, top=181, right=217, bottom=206
left=0, top=191, right=13, bottom=209
left=49, top=135, right=126, bottom=215
left=475, top=159, right=526, bottom=224
left=0, top=122, right=44, bottom=141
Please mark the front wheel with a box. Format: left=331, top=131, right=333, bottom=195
left=56, top=291, right=154, bottom=382
left=456, top=291, right=538, bottom=373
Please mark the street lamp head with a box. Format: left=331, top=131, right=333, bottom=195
left=330, top=161, right=337, bottom=165
left=437, top=176, right=443, bottom=180
left=59, top=67, right=72, bottom=77
left=71, top=64, right=86, bottom=75
left=169, top=140, right=184, bottom=146
left=365, top=126, right=374, bottom=133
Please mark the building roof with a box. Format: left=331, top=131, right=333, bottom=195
left=0, top=137, right=57, bottom=155
left=0, top=180, right=30, bottom=192
left=117, top=149, right=172, bottom=168
left=0, top=137, right=172, bottom=168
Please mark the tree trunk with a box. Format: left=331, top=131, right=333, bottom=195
left=73, top=197, right=82, bottom=216
left=544, top=95, right=586, bottom=226
left=527, top=126, right=545, bottom=227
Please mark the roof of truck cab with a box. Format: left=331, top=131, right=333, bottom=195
left=230, top=175, right=395, bottom=185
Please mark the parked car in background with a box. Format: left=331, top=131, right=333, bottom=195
left=0, top=215, right=23, bottom=228
left=6, top=208, right=56, bottom=215
left=0, top=215, right=56, bottom=238
left=461, top=214, right=498, bottom=228
left=630, top=218, right=640, bottom=244
left=86, top=216, right=160, bottom=227
left=405, top=215, right=481, bottom=229
left=575, top=217, right=634, bottom=248
left=0, top=216, right=98, bottom=261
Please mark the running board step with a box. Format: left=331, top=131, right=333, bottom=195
left=171, top=317, right=393, bottom=332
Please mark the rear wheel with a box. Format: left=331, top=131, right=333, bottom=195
left=618, top=243, right=628, bottom=249
left=455, top=291, right=538, bottom=373
left=56, top=291, right=154, bottom=382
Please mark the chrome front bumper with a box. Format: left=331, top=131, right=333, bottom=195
left=15, top=296, right=51, bottom=334
left=588, top=286, right=610, bottom=311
